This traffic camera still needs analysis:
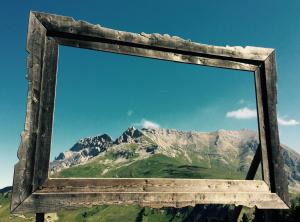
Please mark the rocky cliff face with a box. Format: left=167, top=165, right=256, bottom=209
left=50, top=127, right=300, bottom=191
left=51, top=134, right=113, bottom=173
left=281, top=145, right=300, bottom=191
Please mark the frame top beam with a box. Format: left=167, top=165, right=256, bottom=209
left=32, top=11, right=274, bottom=62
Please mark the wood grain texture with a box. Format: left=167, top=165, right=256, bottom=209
left=32, top=38, right=58, bottom=190
left=254, top=67, right=271, bottom=188
left=11, top=12, right=46, bottom=213
left=39, top=179, right=270, bottom=193
left=14, top=191, right=288, bottom=214
left=13, top=179, right=287, bottom=213
left=32, top=11, right=273, bottom=62
left=54, top=37, right=257, bottom=71
left=262, top=52, right=289, bottom=205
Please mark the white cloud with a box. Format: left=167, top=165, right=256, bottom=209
left=226, top=107, right=299, bottom=126
left=277, top=117, right=299, bottom=126
left=127, top=110, right=133, bottom=116
left=134, top=119, right=160, bottom=129
left=226, top=107, right=257, bottom=119
left=143, top=120, right=160, bottom=129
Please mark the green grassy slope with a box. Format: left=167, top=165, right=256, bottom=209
left=0, top=193, right=34, bottom=222
left=57, top=153, right=245, bottom=180
left=1, top=152, right=246, bottom=222
left=1, top=146, right=293, bottom=221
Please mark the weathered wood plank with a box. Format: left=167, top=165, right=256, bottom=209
left=254, top=67, right=271, bottom=188
left=54, top=37, right=257, bottom=71
left=14, top=191, right=288, bottom=214
left=32, top=11, right=273, bottom=62
left=39, top=179, right=270, bottom=193
left=33, top=38, right=58, bottom=190
left=11, top=11, right=46, bottom=213
left=262, top=52, right=289, bottom=205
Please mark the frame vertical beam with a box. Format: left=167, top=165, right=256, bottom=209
left=263, top=52, right=289, bottom=203
left=255, top=67, right=271, bottom=188
left=10, top=12, right=46, bottom=212
left=258, top=52, right=289, bottom=204
left=32, top=38, right=59, bottom=190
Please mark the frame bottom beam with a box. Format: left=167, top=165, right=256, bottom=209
left=15, top=191, right=287, bottom=214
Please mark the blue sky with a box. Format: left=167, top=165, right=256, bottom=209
left=52, top=46, right=258, bottom=159
left=0, top=0, right=300, bottom=188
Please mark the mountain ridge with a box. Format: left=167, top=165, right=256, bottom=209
left=50, top=127, right=300, bottom=191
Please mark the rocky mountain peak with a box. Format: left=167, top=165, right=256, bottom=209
left=51, top=133, right=114, bottom=173
left=114, top=127, right=143, bottom=144
left=50, top=127, right=300, bottom=192
left=69, top=133, right=113, bottom=152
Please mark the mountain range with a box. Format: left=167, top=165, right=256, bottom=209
left=2, top=127, right=300, bottom=222
left=50, top=127, right=300, bottom=192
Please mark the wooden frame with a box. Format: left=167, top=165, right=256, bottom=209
left=11, top=11, right=289, bottom=217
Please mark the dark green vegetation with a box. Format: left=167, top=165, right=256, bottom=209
left=277, top=195, right=300, bottom=222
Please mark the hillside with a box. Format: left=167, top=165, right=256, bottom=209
left=51, top=127, right=300, bottom=191
left=2, top=127, right=299, bottom=222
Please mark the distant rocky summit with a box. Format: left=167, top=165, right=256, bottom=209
left=51, top=134, right=113, bottom=172
left=50, top=127, right=300, bottom=191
